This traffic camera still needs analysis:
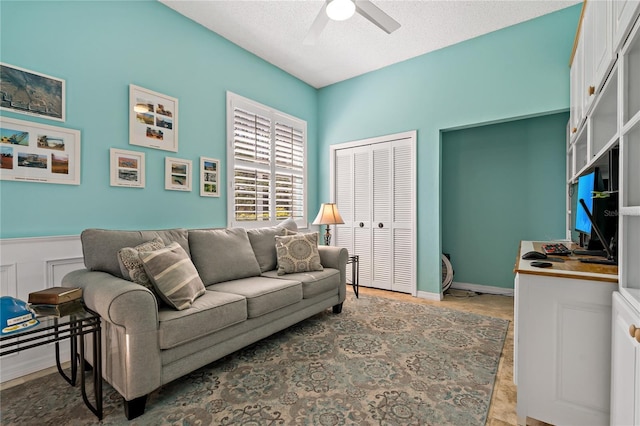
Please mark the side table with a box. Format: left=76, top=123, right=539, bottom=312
left=0, top=307, right=103, bottom=420
left=347, top=255, right=360, bottom=298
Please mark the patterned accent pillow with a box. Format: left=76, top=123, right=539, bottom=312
left=139, top=242, right=206, bottom=310
left=275, top=232, right=323, bottom=276
left=117, top=238, right=165, bottom=299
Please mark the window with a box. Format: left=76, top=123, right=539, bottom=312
left=227, top=92, right=307, bottom=228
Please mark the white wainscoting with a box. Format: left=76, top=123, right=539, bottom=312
left=0, top=235, right=83, bottom=383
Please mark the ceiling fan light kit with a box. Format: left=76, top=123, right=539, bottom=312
left=326, top=0, right=356, bottom=21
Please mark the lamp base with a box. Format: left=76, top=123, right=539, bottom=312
left=324, top=225, right=332, bottom=246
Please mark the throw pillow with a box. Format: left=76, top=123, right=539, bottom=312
left=139, top=242, right=206, bottom=310
left=247, top=226, right=287, bottom=273
left=275, top=232, right=323, bottom=276
left=118, top=238, right=165, bottom=300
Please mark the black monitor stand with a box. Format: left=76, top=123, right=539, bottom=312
left=578, top=199, right=617, bottom=266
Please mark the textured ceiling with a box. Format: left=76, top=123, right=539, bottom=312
left=160, top=0, right=581, bottom=88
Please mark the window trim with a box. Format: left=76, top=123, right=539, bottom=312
left=226, top=91, right=307, bottom=229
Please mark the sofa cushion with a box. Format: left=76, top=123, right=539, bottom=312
left=210, top=276, right=302, bottom=318
left=81, top=228, right=189, bottom=278
left=117, top=238, right=165, bottom=301
left=189, top=228, right=261, bottom=285
left=275, top=232, right=323, bottom=275
left=140, top=242, right=206, bottom=310
left=157, top=290, right=247, bottom=349
left=247, top=226, right=286, bottom=273
left=261, top=268, right=340, bottom=299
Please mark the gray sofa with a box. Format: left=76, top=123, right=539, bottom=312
left=62, top=222, right=348, bottom=419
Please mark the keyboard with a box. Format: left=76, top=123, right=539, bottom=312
left=542, top=243, right=571, bottom=256
left=579, top=258, right=617, bottom=265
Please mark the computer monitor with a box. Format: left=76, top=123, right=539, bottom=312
left=575, top=171, right=596, bottom=235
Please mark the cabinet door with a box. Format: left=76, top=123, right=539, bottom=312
left=570, top=36, right=584, bottom=138
left=610, top=292, right=640, bottom=426
left=613, top=0, right=640, bottom=52
left=592, top=0, right=614, bottom=93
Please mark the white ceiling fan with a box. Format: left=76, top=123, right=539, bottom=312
left=304, top=0, right=401, bottom=45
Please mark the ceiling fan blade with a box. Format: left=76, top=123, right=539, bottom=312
left=303, top=3, right=330, bottom=45
left=355, top=0, right=401, bottom=34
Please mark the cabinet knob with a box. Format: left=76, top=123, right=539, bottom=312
left=630, top=324, right=640, bottom=343
left=588, top=85, right=595, bottom=96
left=572, top=127, right=577, bottom=134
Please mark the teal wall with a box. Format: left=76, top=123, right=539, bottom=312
left=0, top=0, right=318, bottom=238
left=317, top=5, right=581, bottom=294
left=442, top=112, right=569, bottom=289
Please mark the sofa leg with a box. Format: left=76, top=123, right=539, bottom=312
left=124, top=395, right=148, bottom=420
left=333, top=303, right=343, bottom=314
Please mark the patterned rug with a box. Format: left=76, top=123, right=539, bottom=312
left=0, top=294, right=509, bottom=425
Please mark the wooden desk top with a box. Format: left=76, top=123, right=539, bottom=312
left=514, top=241, right=618, bottom=284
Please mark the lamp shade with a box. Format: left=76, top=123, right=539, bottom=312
left=312, top=203, right=345, bottom=225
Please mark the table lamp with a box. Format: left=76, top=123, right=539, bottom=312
left=312, top=203, right=345, bottom=246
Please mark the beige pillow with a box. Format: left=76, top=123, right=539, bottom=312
left=139, top=242, right=206, bottom=310
left=118, top=238, right=165, bottom=300
left=275, top=232, right=323, bottom=275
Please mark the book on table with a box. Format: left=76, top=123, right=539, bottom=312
left=28, top=287, right=82, bottom=305
left=30, top=299, right=84, bottom=317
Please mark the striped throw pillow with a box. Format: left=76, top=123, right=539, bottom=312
left=139, top=242, right=205, bottom=310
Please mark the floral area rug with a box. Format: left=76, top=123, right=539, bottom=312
left=0, top=294, right=509, bottom=425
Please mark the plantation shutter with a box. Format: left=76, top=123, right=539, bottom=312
left=227, top=92, right=307, bottom=227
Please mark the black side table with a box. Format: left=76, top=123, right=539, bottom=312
left=347, top=255, right=359, bottom=298
left=0, top=307, right=103, bottom=420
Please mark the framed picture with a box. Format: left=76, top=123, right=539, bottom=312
left=110, top=148, right=145, bottom=188
left=200, top=156, right=220, bottom=197
left=0, top=63, right=65, bottom=122
left=129, top=84, right=178, bottom=152
left=0, top=116, right=80, bottom=185
left=165, top=157, right=191, bottom=191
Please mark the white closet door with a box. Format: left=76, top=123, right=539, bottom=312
left=371, top=143, right=392, bottom=290
left=334, top=149, right=353, bottom=255
left=352, top=146, right=372, bottom=287
left=391, top=140, right=415, bottom=293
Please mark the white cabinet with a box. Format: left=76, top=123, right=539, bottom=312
left=610, top=292, right=640, bottom=426
left=613, top=0, right=640, bottom=51
left=571, top=34, right=585, bottom=138
left=514, top=241, right=617, bottom=426
left=332, top=131, right=416, bottom=294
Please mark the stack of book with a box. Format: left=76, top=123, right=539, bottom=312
left=28, top=287, right=83, bottom=317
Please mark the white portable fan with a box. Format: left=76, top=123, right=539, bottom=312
left=441, top=254, right=454, bottom=293
left=304, top=0, right=401, bottom=45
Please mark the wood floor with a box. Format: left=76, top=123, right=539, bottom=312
left=2, top=286, right=551, bottom=425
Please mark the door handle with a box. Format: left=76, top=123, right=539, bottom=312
left=378, top=223, right=384, bottom=228
left=359, top=222, right=364, bottom=228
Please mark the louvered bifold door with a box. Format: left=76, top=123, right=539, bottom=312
left=391, top=140, right=415, bottom=293
left=334, top=149, right=353, bottom=255
left=352, top=146, right=372, bottom=287
left=371, top=143, right=392, bottom=290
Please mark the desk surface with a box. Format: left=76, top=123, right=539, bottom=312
left=514, top=241, right=618, bottom=283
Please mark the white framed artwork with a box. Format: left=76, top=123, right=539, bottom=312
left=200, top=156, right=220, bottom=197
left=110, top=148, right=145, bottom=188
left=129, top=84, right=178, bottom=152
left=165, top=156, right=191, bottom=191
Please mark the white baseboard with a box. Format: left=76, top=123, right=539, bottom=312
left=416, top=290, right=443, bottom=301
left=450, top=281, right=514, bottom=296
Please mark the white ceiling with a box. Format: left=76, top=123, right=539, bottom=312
left=160, top=0, right=581, bottom=88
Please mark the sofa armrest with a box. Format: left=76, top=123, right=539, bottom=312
left=62, top=269, right=161, bottom=401
left=62, top=269, right=159, bottom=332
left=318, top=246, right=348, bottom=302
